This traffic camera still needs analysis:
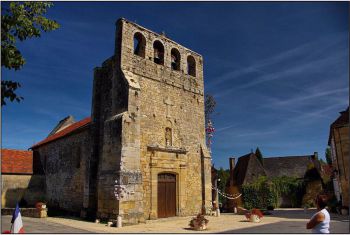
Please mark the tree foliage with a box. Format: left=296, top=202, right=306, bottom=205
left=325, top=147, right=332, bottom=165
left=216, top=167, right=230, bottom=204
left=204, top=94, right=216, bottom=124
left=1, top=1, right=59, bottom=106
left=255, top=147, right=263, bottom=165
left=242, top=176, right=304, bottom=209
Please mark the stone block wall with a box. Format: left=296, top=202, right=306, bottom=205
left=32, top=127, right=91, bottom=213
left=116, top=18, right=212, bottom=221
left=332, top=125, right=349, bottom=207
left=1, top=175, right=45, bottom=208
left=2, top=208, right=47, bottom=218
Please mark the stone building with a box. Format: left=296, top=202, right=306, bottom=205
left=225, top=152, right=321, bottom=210
left=31, top=18, right=212, bottom=224
left=1, top=149, right=45, bottom=208
left=328, top=107, right=349, bottom=207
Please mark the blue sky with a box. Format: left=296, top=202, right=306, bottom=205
left=2, top=2, right=349, bottom=169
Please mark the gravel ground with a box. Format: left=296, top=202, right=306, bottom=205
left=1, top=208, right=349, bottom=233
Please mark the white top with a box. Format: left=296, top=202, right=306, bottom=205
left=311, top=208, right=330, bottom=234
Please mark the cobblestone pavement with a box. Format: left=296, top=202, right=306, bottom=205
left=1, top=209, right=349, bottom=233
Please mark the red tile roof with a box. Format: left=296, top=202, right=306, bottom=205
left=31, top=117, right=91, bottom=149
left=1, top=149, right=33, bottom=174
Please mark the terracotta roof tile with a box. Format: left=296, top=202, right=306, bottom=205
left=1, top=149, right=33, bottom=174
left=31, top=117, right=91, bottom=149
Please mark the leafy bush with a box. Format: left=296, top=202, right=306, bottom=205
left=242, top=176, right=304, bottom=209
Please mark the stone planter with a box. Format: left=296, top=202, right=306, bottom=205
left=250, top=214, right=261, bottom=223
left=192, top=222, right=207, bottom=231
left=189, top=215, right=209, bottom=231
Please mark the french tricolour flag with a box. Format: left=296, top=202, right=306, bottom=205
left=11, top=203, right=24, bottom=233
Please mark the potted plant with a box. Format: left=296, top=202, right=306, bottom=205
left=35, top=202, right=46, bottom=210
left=189, top=214, right=209, bottom=230
left=245, top=208, right=263, bottom=223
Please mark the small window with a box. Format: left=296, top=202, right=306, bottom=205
left=165, top=127, right=172, bottom=146
left=153, top=40, right=164, bottom=65
left=187, top=55, right=196, bottom=76
left=133, top=32, right=146, bottom=58
left=171, top=48, right=180, bottom=71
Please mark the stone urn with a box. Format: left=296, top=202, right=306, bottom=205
left=189, top=214, right=209, bottom=231
left=192, top=220, right=207, bottom=231
left=250, top=214, right=261, bottom=223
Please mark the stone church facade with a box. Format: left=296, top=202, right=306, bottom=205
left=31, top=18, right=212, bottom=224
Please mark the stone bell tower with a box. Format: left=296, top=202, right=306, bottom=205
left=87, top=18, right=212, bottom=224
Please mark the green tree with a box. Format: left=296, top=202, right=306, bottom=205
left=216, top=167, right=230, bottom=205
left=1, top=1, right=59, bottom=106
left=325, top=147, right=332, bottom=165
left=255, top=147, right=263, bottom=165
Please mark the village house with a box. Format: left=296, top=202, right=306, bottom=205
left=1, top=149, right=45, bottom=208
left=29, top=18, right=212, bottom=225
left=225, top=152, right=322, bottom=211
left=328, top=107, right=349, bottom=208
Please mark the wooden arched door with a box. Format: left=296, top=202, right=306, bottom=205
left=158, top=173, right=176, bottom=218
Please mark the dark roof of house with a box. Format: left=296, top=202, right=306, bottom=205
left=263, top=155, right=314, bottom=179
left=229, top=153, right=320, bottom=186
left=231, top=153, right=251, bottom=186
left=31, top=117, right=91, bottom=149
left=328, top=107, right=349, bottom=144
left=230, top=153, right=267, bottom=185
left=1, top=149, right=33, bottom=174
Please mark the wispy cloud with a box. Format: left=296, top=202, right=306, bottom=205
left=261, top=86, right=348, bottom=111
left=235, top=130, right=278, bottom=138
left=214, top=48, right=347, bottom=98
left=207, top=31, right=347, bottom=90
left=216, top=123, right=240, bottom=132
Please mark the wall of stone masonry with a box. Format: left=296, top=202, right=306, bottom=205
left=116, top=18, right=212, bottom=221
left=32, top=128, right=91, bottom=214
left=332, top=125, right=349, bottom=207
left=1, top=175, right=45, bottom=207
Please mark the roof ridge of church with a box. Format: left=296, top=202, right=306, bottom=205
left=31, top=117, right=91, bottom=149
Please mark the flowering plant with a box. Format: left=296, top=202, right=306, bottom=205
left=189, top=214, right=209, bottom=230
left=251, top=208, right=264, bottom=218
left=35, top=202, right=46, bottom=210
left=245, top=208, right=264, bottom=222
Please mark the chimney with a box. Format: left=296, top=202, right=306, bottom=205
left=229, top=157, right=235, bottom=173
left=313, top=152, right=318, bottom=159
left=228, top=157, right=236, bottom=187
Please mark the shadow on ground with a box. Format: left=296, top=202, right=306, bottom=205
left=220, top=211, right=349, bottom=234
left=220, top=220, right=310, bottom=234
left=230, top=209, right=348, bottom=222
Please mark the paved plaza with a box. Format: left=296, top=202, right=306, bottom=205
left=1, top=208, right=349, bottom=233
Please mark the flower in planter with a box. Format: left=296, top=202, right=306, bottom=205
left=35, top=202, right=46, bottom=210
left=251, top=208, right=264, bottom=218
left=245, top=208, right=263, bottom=222
left=189, top=214, right=209, bottom=230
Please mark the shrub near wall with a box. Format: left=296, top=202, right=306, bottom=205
left=242, top=176, right=304, bottom=209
